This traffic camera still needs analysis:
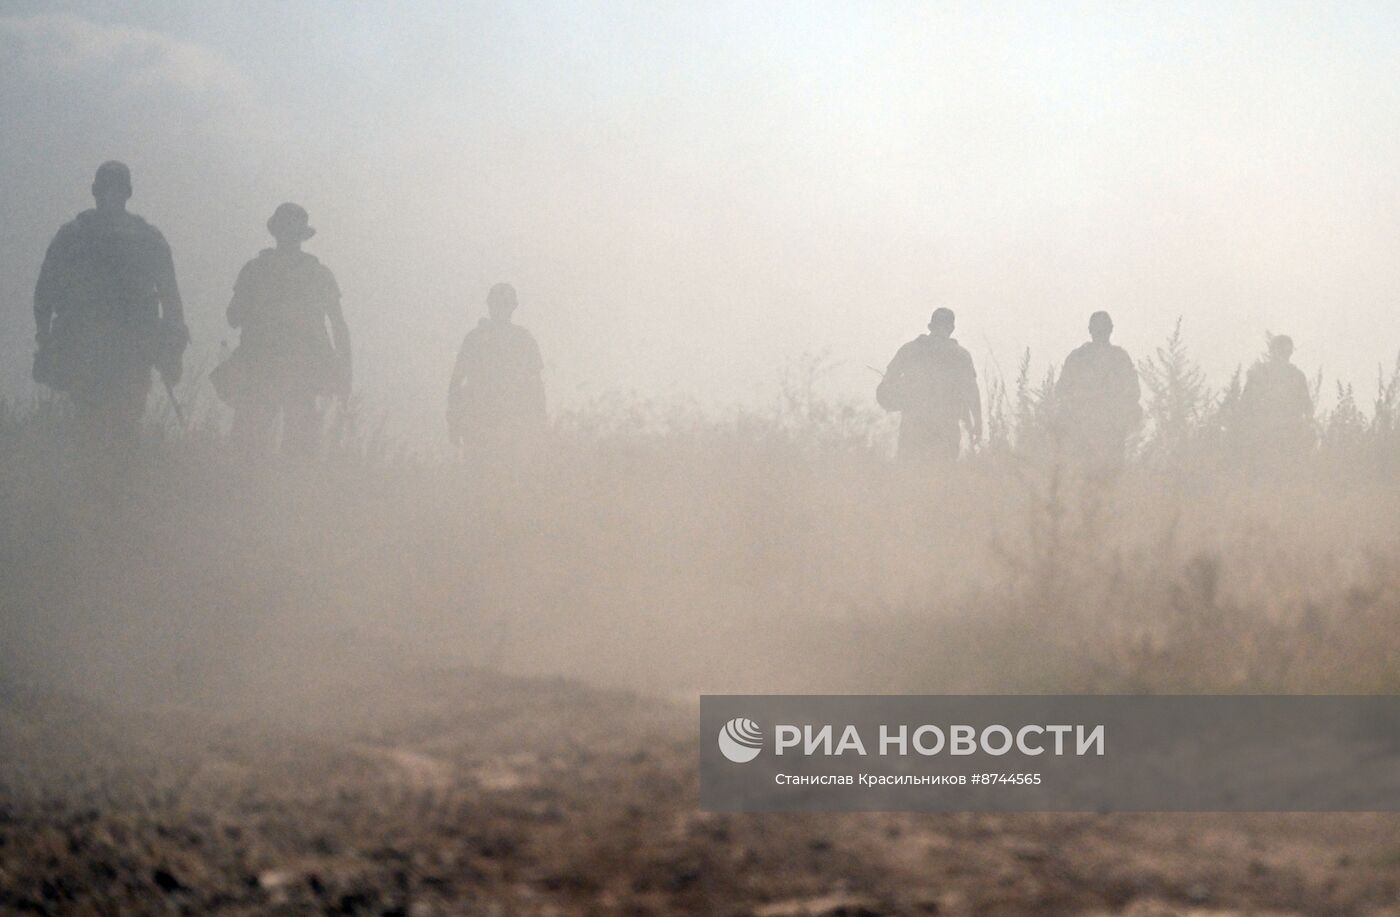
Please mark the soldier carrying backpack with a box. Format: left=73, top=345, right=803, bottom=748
left=447, top=282, right=546, bottom=460
left=877, top=307, right=982, bottom=462
left=33, top=161, right=188, bottom=460
left=211, top=203, right=352, bottom=458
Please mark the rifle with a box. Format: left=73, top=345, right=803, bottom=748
left=328, top=387, right=358, bottom=447
left=162, top=376, right=187, bottom=428
left=153, top=318, right=190, bottom=427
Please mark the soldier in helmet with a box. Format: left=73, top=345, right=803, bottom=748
left=212, top=203, right=351, bottom=457
left=447, top=282, right=546, bottom=457
left=1235, top=334, right=1314, bottom=460
left=1055, top=311, right=1141, bottom=473
left=876, top=307, right=982, bottom=462
left=33, top=161, right=188, bottom=460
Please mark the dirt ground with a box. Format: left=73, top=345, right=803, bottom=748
left=3, top=667, right=1400, bottom=916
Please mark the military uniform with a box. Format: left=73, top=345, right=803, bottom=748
left=1237, top=358, right=1314, bottom=458
left=33, top=206, right=185, bottom=451
left=876, top=334, right=980, bottom=462
left=448, top=317, right=546, bottom=451
left=1056, top=340, right=1141, bottom=470
left=214, top=247, right=346, bottom=457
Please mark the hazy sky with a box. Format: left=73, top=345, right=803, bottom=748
left=5, top=1, right=1400, bottom=435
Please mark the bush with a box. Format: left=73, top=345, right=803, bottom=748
left=4, top=326, right=1400, bottom=704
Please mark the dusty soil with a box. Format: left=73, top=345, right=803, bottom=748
left=3, top=668, right=1400, bottom=916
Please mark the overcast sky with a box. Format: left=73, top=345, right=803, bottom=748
left=5, top=1, right=1400, bottom=436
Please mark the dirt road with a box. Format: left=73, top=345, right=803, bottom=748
left=3, top=669, right=1400, bottom=915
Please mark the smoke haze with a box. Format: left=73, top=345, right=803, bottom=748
left=5, top=1, right=1400, bottom=436
left=14, top=7, right=1400, bottom=912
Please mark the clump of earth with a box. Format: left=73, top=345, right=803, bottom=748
left=2, top=669, right=1398, bottom=915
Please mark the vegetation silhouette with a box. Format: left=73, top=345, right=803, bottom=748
left=6, top=320, right=1400, bottom=701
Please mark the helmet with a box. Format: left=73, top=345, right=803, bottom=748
left=928, top=307, right=955, bottom=332
left=267, top=202, right=316, bottom=242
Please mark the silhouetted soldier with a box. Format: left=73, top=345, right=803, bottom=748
left=1055, top=311, right=1141, bottom=472
left=1236, top=334, right=1314, bottom=459
left=876, top=307, right=982, bottom=461
left=212, top=203, right=351, bottom=457
left=447, top=283, right=545, bottom=457
left=33, top=161, right=188, bottom=458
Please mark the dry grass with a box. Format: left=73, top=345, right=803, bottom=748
left=4, top=339, right=1400, bottom=710
left=6, top=346, right=1400, bottom=914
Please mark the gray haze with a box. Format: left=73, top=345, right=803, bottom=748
left=5, top=1, right=1400, bottom=439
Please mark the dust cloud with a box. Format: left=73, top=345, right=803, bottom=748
left=6, top=4, right=1400, bottom=435
left=7, top=4, right=1400, bottom=915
